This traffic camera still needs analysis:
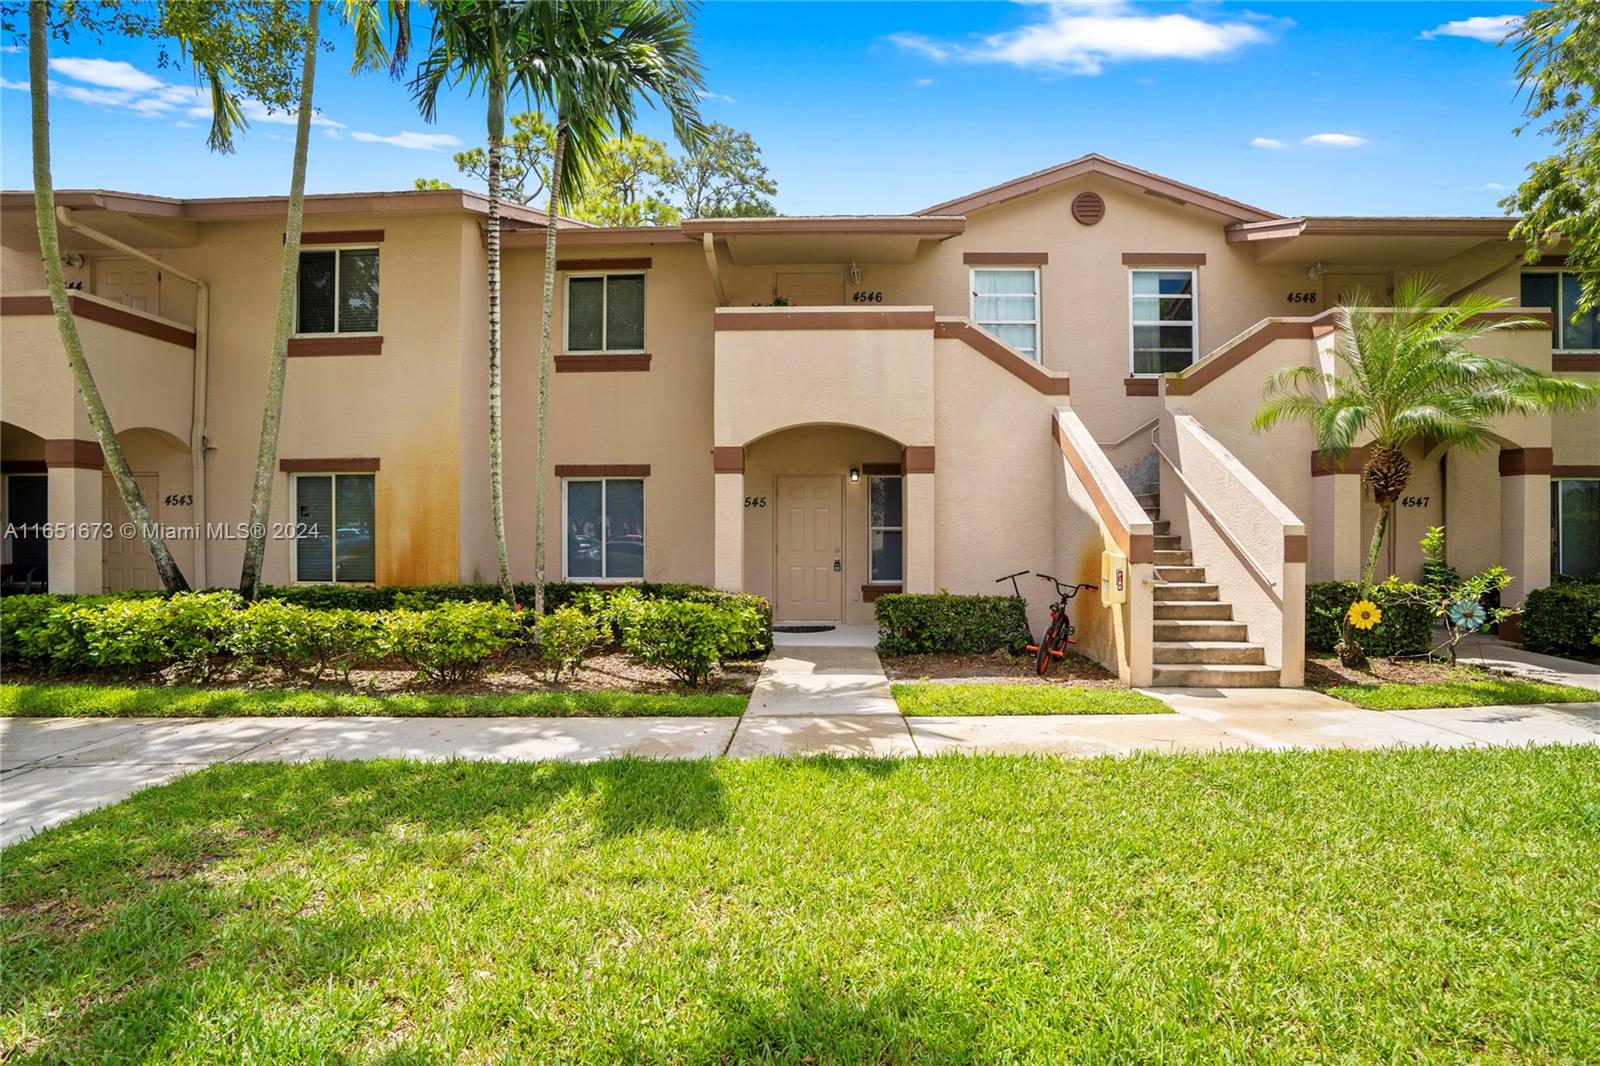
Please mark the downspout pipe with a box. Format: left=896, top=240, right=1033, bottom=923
left=56, top=206, right=211, bottom=586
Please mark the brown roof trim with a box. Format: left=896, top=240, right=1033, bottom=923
left=903, top=446, right=935, bottom=474
left=1121, top=252, right=1207, bottom=266
left=1225, top=216, right=1518, bottom=243
left=1167, top=311, right=1337, bottom=397
left=2, top=293, right=196, bottom=349
left=1, top=188, right=572, bottom=227
left=860, top=462, right=902, bottom=477
left=288, top=335, right=383, bottom=357
left=279, top=458, right=380, bottom=473
left=557, top=257, right=652, bottom=271
left=1124, top=376, right=1159, bottom=397
left=933, top=318, right=1071, bottom=396
left=1051, top=417, right=1152, bottom=563
left=44, top=438, right=104, bottom=470
left=682, top=216, right=965, bottom=238
left=918, top=153, right=1279, bottom=222
left=712, top=447, right=745, bottom=474
left=1554, top=354, right=1600, bottom=372
left=1310, top=446, right=1369, bottom=477
left=861, top=583, right=901, bottom=602
left=963, top=251, right=1048, bottom=265
left=555, top=353, right=652, bottom=372
left=1553, top=464, right=1600, bottom=478
left=299, top=229, right=384, bottom=245
left=554, top=464, right=651, bottom=478
left=715, top=308, right=935, bottom=331
left=1499, top=448, right=1554, bottom=477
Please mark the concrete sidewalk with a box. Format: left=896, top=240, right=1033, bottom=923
left=1457, top=635, right=1600, bottom=692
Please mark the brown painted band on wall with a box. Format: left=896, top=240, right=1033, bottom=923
left=1169, top=310, right=1337, bottom=397
left=556, top=257, right=652, bottom=271
left=1123, top=376, right=1159, bottom=396
left=1050, top=418, right=1153, bottom=563
left=962, top=251, right=1049, bottom=265
left=1284, top=534, right=1309, bottom=564
left=43, top=439, right=104, bottom=469
left=712, top=447, right=745, bottom=474
left=554, top=464, right=651, bottom=478
left=1, top=459, right=47, bottom=474
left=279, top=458, right=380, bottom=473
left=287, top=335, right=384, bottom=357
left=1552, top=464, right=1600, bottom=478
left=1310, top=446, right=1369, bottom=476
left=1499, top=447, right=1554, bottom=476
left=1554, top=354, right=1600, bottom=372
left=2, top=293, right=196, bottom=349
left=903, top=446, right=935, bottom=474
left=933, top=319, right=1070, bottom=396
left=861, top=584, right=902, bottom=602
left=860, top=462, right=902, bottom=477
left=1121, top=252, right=1207, bottom=266
left=297, top=229, right=385, bottom=245
left=555, top=353, right=652, bottom=372
left=714, top=308, right=935, bottom=331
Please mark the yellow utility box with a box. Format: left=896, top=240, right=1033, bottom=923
left=1101, top=550, right=1128, bottom=605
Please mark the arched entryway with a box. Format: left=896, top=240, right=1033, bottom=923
left=1, top=422, right=49, bottom=592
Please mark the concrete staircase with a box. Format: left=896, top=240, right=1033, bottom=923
left=1140, top=490, right=1280, bottom=688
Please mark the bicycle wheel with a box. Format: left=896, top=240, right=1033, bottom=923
left=1035, top=615, right=1066, bottom=675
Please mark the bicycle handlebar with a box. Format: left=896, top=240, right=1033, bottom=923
left=1036, top=572, right=1099, bottom=598
left=994, top=570, right=1030, bottom=582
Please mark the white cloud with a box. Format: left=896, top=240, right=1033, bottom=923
left=1303, top=132, right=1369, bottom=148
left=696, top=89, right=736, bottom=104
left=350, top=130, right=461, bottom=151
left=912, top=76, right=936, bottom=88
left=1249, top=137, right=1283, bottom=149
left=239, top=98, right=345, bottom=130
left=889, top=3, right=1275, bottom=75
left=1420, top=15, right=1519, bottom=42
left=49, top=57, right=163, bottom=92
left=1, top=76, right=28, bottom=91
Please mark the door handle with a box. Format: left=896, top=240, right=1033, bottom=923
left=832, top=560, right=842, bottom=572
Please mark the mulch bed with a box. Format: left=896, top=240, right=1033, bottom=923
left=1305, top=655, right=1498, bottom=689
left=880, top=650, right=1121, bottom=688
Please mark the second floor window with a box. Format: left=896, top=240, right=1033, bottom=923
left=297, top=248, right=379, bottom=335
left=1131, top=269, right=1196, bottom=374
left=971, top=268, right=1039, bottom=360
left=567, top=273, right=645, bottom=352
left=1522, top=272, right=1598, bottom=352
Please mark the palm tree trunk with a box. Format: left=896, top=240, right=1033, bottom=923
left=487, top=120, right=513, bottom=605
left=1362, top=504, right=1392, bottom=589
left=533, top=123, right=567, bottom=615
left=239, top=3, right=320, bottom=600
left=28, top=2, right=189, bottom=594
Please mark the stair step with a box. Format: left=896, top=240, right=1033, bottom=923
left=1134, top=491, right=1160, bottom=507
left=1153, top=619, right=1249, bottom=642
left=1152, top=640, right=1266, bottom=665
left=1154, top=565, right=1206, bottom=583
left=1152, top=664, right=1281, bottom=688
left=1143, top=508, right=1162, bottom=521
left=1153, top=582, right=1219, bottom=602
left=1154, top=601, right=1233, bottom=620
left=1153, top=550, right=1193, bottom=566
left=1154, top=533, right=1181, bottom=549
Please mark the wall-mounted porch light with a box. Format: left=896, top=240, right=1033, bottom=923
left=848, top=261, right=862, bottom=286
left=849, top=467, right=861, bottom=483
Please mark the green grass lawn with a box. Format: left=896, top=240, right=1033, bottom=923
left=891, top=681, right=1171, bottom=716
left=0, top=682, right=746, bottom=719
left=5, top=749, right=1596, bottom=1062
left=1318, top=676, right=1598, bottom=711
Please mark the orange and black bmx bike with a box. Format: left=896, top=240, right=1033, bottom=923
left=1019, top=571, right=1098, bottom=676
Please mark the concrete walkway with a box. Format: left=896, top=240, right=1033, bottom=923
left=725, top=640, right=917, bottom=758
left=1457, top=634, right=1600, bottom=692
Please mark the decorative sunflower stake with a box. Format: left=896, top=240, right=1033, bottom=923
left=1346, top=600, right=1383, bottom=631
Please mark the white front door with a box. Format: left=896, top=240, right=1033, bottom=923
left=774, top=476, right=843, bottom=621
left=102, top=473, right=160, bottom=592
left=95, top=257, right=161, bottom=315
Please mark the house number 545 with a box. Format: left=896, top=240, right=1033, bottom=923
left=744, top=496, right=767, bottom=508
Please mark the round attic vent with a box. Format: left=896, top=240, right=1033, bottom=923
left=1071, top=191, right=1105, bottom=225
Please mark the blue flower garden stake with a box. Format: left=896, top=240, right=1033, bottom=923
left=1448, top=600, right=1487, bottom=632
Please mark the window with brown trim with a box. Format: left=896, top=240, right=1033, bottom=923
left=563, top=477, right=645, bottom=580
left=565, top=273, right=645, bottom=354
left=1130, top=268, right=1196, bottom=375
left=869, top=475, right=903, bottom=584
left=296, top=247, right=379, bottom=335
left=291, top=472, right=376, bottom=583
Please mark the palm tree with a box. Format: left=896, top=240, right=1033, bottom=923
left=1254, top=274, right=1600, bottom=666
left=412, top=0, right=538, bottom=607
left=238, top=1, right=410, bottom=601
left=522, top=0, right=707, bottom=612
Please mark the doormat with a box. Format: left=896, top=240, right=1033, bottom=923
left=773, top=625, right=836, bottom=634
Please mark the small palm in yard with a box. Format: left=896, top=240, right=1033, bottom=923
left=1253, top=274, right=1599, bottom=668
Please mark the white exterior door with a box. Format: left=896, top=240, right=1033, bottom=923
left=102, top=473, right=160, bottom=592
left=775, top=476, right=843, bottom=621
left=95, top=257, right=160, bottom=315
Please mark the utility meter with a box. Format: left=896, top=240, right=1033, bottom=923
left=1101, top=550, right=1128, bottom=605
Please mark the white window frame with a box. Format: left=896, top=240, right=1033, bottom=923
left=1128, top=267, right=1198, bottom=377
left=563, top=271, right=647, bottom=355
left=288, top=472, right=377, bottom=585
left=1552, top=477, right=1600, bottom=575
left=1524, top=270, right=1600, bottom=353
left=561, top=477, right=646, bottom=582
left=292, top=245, right=381, bottom=338
left=867, top=474, right=904, bottom=585
left=969, top=267, right=1040, bottom=361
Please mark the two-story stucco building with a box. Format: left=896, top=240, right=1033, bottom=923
left=2, top=155, right=1596, bottom=686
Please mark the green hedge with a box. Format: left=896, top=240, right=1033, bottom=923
left=874, top=592, right=1033, bottom=656
left=1522, top=581, right=1600, bottom=657
left=1305, top=582, right=1434, bottom=658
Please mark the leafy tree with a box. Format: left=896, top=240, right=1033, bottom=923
left=662, top=121, right=776, bottom=217
left=1504, top=0, right=1600, bottom=316
left=17, top=0, right=309, bottom=594
left=571, top=133, right=680, bottom=226
left=447, top=111, right=558, bottom=206
left=413, top=177, right=453, bottom=190
left=1253, top=275, right=1600, bottom=668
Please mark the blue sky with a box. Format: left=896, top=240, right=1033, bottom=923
left=0, top=2, right=1544, bottom=217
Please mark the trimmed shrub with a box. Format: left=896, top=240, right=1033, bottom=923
left=231, top=601, right=382, bottom=682
left=0, top=594, right=57, bottom=666
left=537, top=606, right=603, bottom=681
left=1304, top=581, right=1433, bottom=658
left=1523, top=581, right=1600, bottom=658
left=380, top=601, right=522, bottom=686
left=874, top=592, right=1032, bottom=657
left=623, top=598, right=764, bottom=686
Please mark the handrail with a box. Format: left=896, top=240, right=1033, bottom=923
left=1097, top=416, right=1159, bottom=450
left=1152, top=437, right=1280, bottom=603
